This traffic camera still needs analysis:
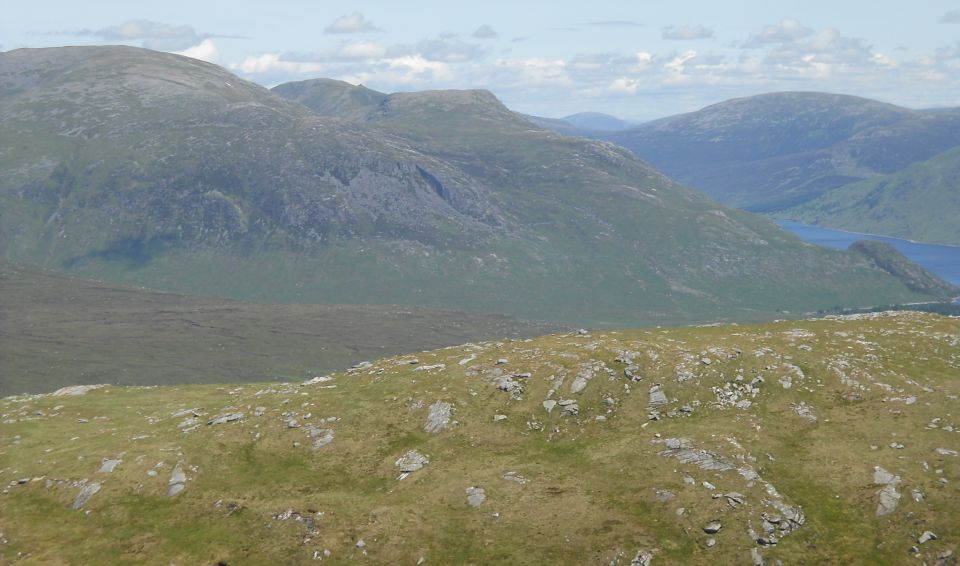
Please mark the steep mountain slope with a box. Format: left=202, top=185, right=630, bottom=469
left=780, top=146, right=960, bottom=245
left=0, top=260, right=561, bottom=396
left=0, top=47, right=937, bottom=326
left=2, top=312, right=958, bottom=564
left=603, top=92, right=960, bottom=211
left=847, top=241, right=958, bottom=298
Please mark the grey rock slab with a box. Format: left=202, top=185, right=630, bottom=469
left=207, top=412, right=243, bottom=426
left=750, top=548, right=765, bottom=566
left=935, top=447, right=959, bottom=457
left=502, top=471, right=527, bottom=484
left=542, top=400, right=557, bottom=413
left=308, top=427, right=334, bottom=450
left=648, top=384, right=668, bottom=407
left=919, top=531, right=938, bottom=544
left=396, top=450, right=429, bottom=474
left=466, top=486, right=486, bottom=508
left=703, top=521, right=722, bottom=534
left=72, top=482, right=101, bottom=509
left=630, top=550, right=653, bottom=566
left=876, top=484, right=901, bottom=517
left=52, top=384, right=107, bottom=397
left=168, top=464, right=186, bottom=497
left=97, top=459, right=121, bottom=473
left=570, top=376, right=589, bottom=394
left=423, top=401, right=452, bottom=433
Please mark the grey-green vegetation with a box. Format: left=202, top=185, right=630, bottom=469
left=779, top=146, right=960, bottom=245
left=0, top=260, right=561, bottom=396
left=1, top=312, right=958, bottom=564
left=0, top=47, right=942, bottom=327
left=601, top=92, right=960, bottom=213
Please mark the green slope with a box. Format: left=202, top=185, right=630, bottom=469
left=0, top=47, right=936, bottom=326
left=779, top=146, right=960, bottom=245
left=2, top=312, right=958, bottom=564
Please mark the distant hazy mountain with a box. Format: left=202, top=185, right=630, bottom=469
left=780, top=146, right=960, bottom=245
left=603, top=92, right=960, bottom=212
left=0, top=48, right=938, bottom=326
left=562, top=112, right=638, bottom=131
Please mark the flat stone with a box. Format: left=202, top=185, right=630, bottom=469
left=396, top=450, right=429, bottom=474
left=935, top=447, right=958, bottom=457
left=423, top=401, right=452, bottom=433
left=52, top=384, right=107, bottom=397
left=207, top=412, right=243, bottom=426
left=703, top=521, right=722, bottom=534
left=919, top=531, right=938, bottom=544
left=630, top=550, right=653, bottom=566
left=97, top=459, right=121, bottom=474
left=502, top=471, right=527, bottom=484
left=167, top=464, right=186, bottom=497
left=72, top=482, right=101, bottom=509
left=542, top=400, right=557, bottom=413
left=648, top=384, right=668, bottom=407
left=466, top=486, right=486, bottom=508
left=308, top=427, right=334, bottom=450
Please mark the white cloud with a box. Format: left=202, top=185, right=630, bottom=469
left=341, top=41, right=388, bottom=60
left=940, top=9, right=960, bottom=23
left=742, top=19, right=813, bottom=48
left=472, top=25, right=499, bottom=40
left=174, top=39, right=220, bottom=63
left=324, top=11, right=382, bottom=34
left=662, top=25, right=714, bottom=41
left=494, top=57, right=572, bottom=87
left=608, top=77, right=640, bottom=94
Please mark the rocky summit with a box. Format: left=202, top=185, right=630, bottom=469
left=1, top=311, right=957, bottom=564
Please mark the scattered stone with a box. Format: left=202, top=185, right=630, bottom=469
left=648, top=384, right=668, bottom=407
left=630, top=550, right=653, bottom=566
left=423, top=401, right=452, bottom=433
left=493, top=414, right=507, bottom=422
left=919, top=531, right=938, bottom=544
left=97, top=459, right=121, bottom=474
left=911, top=489, right=925, bottom=502
left=750, top=547, right=765, bottom=566
left=466, top=486, right=486, bottom=508
left=655, top=489, right=675, bottom=503
left=413, top=364, right=446, bottom=372
left=705, top=538, right=716, bottom=548
left=355, top=539, right=366, bottom=548
left=659, top=438, right=735, bottom=472
left=307, top=427, right=334, bottom=450
left=396, top=450, right=429, bottom=475
left=168, top=464, right=186, bottom=497
left=303, top=375, right=333, bottom=385
left=703, top=521, right=722, bottom=534
left=542, top=400, right=557, bottom=413
left=52, top=384, right=107, bottom=397
left=495, top=358, right=508, bottom=365
left=873, top=466, right=901, bottom=516
left=71, top=482, right=101, bottom=509
left=207, top=412, right=243, bottom=426
left=502, top=471, right=527, bottom=484
left=935, top=447, right=958, bottom=457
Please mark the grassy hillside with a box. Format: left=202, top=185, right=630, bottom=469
left=0, top=260, right=561, bottom=396
left=1, top=312, right=958, bottom=564
left=601, top=92, right=960, bottom=212
left=779, top=146, right=960, bottom=245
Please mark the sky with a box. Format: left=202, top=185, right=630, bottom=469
left=4, top=0, right=960, bottom=120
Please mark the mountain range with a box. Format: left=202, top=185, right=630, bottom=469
left=596, top=92, right=960, bottom=214
left=0, top=46, right=944, bottom=327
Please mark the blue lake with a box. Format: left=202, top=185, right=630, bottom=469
left=776, top=220, right=960, bottom=289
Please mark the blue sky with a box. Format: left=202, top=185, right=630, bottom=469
left=4, top=1, right=960, bottom=119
